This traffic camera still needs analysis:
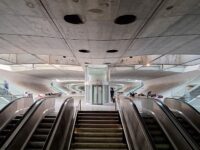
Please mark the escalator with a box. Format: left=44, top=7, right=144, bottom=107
left=141, top=114, right=174, bottom=150
left=24, top=114, right=57, bottom=149
left=174, top=113, right=200, bottom=147
left=70, top=111, right=128, bottom=149
left=163, top=98, right=200, bottom=149
left=0, top=114, right=24, bottom=147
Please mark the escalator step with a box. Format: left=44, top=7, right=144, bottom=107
left=71, top=143, right=127, bottom=149
left=0, top=129, right=11, bottom=135
left=38, top=123, right=53, bottom=128
left=26, top=141, right=45, bottom=148
left=31, top=134, right=48, bottom=141
left=155, top=144, right=170, bottom=149
left=41, top=118, right=55, bottom=123
left=34, top=128, right=51, bottom=134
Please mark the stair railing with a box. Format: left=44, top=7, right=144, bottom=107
left=116, top=96, right=154, bottom=150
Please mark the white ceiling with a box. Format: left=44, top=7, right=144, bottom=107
left=0, top=0, right=200, bottom=82
left=0, top=0, right=200, bottom=65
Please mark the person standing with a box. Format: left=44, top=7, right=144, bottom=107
left=4, top=80, right=9, bottom=95
left=110, top=87, right=115, bottom=102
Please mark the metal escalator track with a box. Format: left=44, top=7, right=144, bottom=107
left=24, top=115, right=56, bottom=150
left=0, top=114, right=24, bottom=147
left=174, top=113, right=200, bottom=147
left=141, top=114, right=174, bottom=150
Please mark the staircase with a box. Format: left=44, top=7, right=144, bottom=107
left=71, top=111, right=128, bottom=150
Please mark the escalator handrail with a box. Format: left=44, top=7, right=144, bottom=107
left=165, top=97, right=200, bottom=115
left=47, top=98, right=76, bottom=150
left=117, top=97, right=154, bottom=150
left=130, top=100, right=157, bottom=150
left=0, top=97, right=27, bottom=113
left=5, top=97, right=55, bottom=149
left=154, top=99, right=199, bottom=150
left=0, top=98, right=44, bottom=149
left=0, top=97, right=34, bottom=130
left=44, top=97, right=73, bottom=150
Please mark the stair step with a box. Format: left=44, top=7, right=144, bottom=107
left=38, top=123, right=53, bottom=128
left=74, top=132, right=123, bottom=137
left=26, top=141, right=44, bottom=148
left=75, top=128, right=122, bottom=132
left=77, top=116, right=119, bottom=120
left=71, top=143, right=127, bottom=149
left=35, top=128, right=51, bottom=134
left=74, top=137, right=124, bottom=143
left=76, top=124, right=121, bottom=128
left=31, top=134, right=48, bottom=141
left=41, top=118, right=56, bottom=123
left=71, top=149, right=128, bottom=150
left=78, top=111, right=118, bottom=113
left=77, top=120, right=119, bottom=124
left=78, top=113, right=119, bottom=117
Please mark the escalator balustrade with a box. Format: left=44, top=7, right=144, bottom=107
left=24, top=114, right=56, bottom=150
left=141, top=114, right=174, bottom=150
left=174, top=113, right=200, bottom=147
left=0, top=114, right=24, bottom=147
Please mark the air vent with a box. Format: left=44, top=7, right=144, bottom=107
left=106, top=49, right=118, bottom=53
left=64, top=14, right=83, bottom=24
left=79, top=49, right=90, bottom=53
left=114, top=15, right=137, bottom=25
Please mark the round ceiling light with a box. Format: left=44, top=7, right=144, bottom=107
left=64, top=14, right=83, bottom=24
left=114, top=15, right=137, bottom=25
left=79, top=49, right=90, bottom=53
left=106, top=49, right=118, bottom=53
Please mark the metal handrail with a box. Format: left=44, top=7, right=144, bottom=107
left=132, top=97, right=193, bottom=150
left=0, top=97, right=33, bottom=130
left=44, top=97, right=72, bottom=149
left=6, top=97, right=56, bottom=150
left=1, top=98, right=43, bottom=149
left=155, top=99, right=200, bottom=150
left=116, top=97, right=154, bottom=150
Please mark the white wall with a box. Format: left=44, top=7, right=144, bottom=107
left=137, top=70, right=200, bottom=97
left=0, top=69, right=53, bottom=95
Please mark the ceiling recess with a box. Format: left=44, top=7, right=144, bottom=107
left=114, top=15, right=137, bottom=25
left=64, top=14, right=83, bottom=24
left=79, top=49, right=90, bottom=53
left=166, top=5, right=174, bottom=10
left=106, top=49, right=118, bottom=53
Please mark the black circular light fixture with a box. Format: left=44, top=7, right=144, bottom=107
left=106, top=49, right=118, bottom=53
left=129, top=56, right=133, bottom=58
left=79, top=49, right=90, bottom=53
left=64, top=14, right=83, bottom=24
left=63, top=56, right=66, bottom=58
left=114, top=15, right=137, bottom=25
left=166, top=5, right=174, bottom=10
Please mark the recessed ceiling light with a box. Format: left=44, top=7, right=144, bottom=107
left=146, top=63, right=150, bottom=66
left=64, top=14, right=83, bottom=24
left=129, top=56, right=133, bottom=58
left=166, top=5, right=174, bottom=10
left=114, top=15, right=137, bottom=25
left=63, top=56, right=66, bottom=58
left=79, top=49, right=90, bottom=53
left=106, top=49, right=118, bottom=53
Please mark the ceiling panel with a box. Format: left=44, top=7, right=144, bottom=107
left=0, top=37, right=24, bottom=53
left=0, top=0, right=44, bottom=17
left=125, top=35, right=198, bottom=56
left=2, top=35, right=74, bottom=56
left=0, top=14, right=59, bottom=37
